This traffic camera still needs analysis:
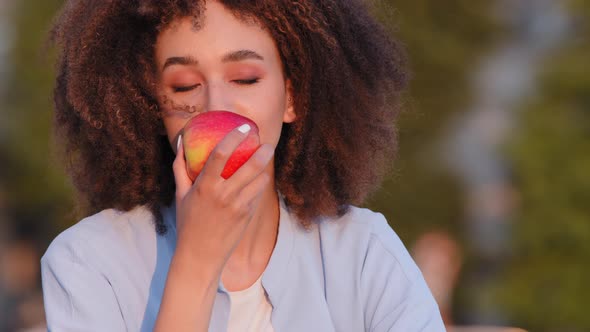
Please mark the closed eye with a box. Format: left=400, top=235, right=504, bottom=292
left=233, top=78, right=259, bottom=85
left=172, top=84, right=199, bottom=93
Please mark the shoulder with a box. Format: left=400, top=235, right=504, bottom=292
left=41, top=205, right=156, bottom=266
left=40, top=208, right=149, bottom=331
left=315, top=206, right=444, bottom=330
left=317, top=205, right=422, bottom=282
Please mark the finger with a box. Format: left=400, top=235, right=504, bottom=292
left=224, top=143, right=274, bottom=189
left=172, top=135, right=192, bottom=200
left=200, top=124, right=252, bottom=182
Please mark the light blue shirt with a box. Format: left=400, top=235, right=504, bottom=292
left=41, top=193, right=445, bottom=331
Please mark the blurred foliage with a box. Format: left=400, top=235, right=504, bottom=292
left=491, top=2, right=590, bottom=331
left=0, top=0, right=67, bottom=245
left=367, top=0, right=499, bottom=243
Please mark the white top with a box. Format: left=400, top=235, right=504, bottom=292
left=227, top=274, right=274, bottom=332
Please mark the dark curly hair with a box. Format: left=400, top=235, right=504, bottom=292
left=49, top=0, right=408, bottom=234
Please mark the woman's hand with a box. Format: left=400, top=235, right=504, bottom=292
left=155, top=124, right=274, bottom=331
left=172, top=123, right=275, bottom=276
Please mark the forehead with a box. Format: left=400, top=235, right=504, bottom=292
left=155, top=2, right=278, bottom=65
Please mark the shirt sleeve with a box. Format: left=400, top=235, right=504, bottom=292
left=41, top=235, right=127, bottom=332
left=361, top=213, right=446, bottom=332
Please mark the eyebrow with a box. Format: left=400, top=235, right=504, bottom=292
left=221, top=49, right=264, bottom=63
left=162, top=56, right=198, bottom=70
left=162, top=50, right=264, bottom=70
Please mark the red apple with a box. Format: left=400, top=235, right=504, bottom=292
left=182, top=110, right=260, bottom=181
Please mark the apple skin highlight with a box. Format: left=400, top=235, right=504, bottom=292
left=181, top=111, right=260, bottom=181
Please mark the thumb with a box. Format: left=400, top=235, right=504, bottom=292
left=172, top=135, right=192, bottom=201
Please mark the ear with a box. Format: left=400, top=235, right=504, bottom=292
left=283, top=79, right=296, bottom=124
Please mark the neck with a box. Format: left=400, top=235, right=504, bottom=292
left=229, top=184, right=280, bottom=265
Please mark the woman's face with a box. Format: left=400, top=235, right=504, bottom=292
left=155, top=0, right=296, bottom=154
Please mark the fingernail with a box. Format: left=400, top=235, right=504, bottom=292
left=238, top=124, right=251, bottom=134
left=177, top=135, right=182, bottom=152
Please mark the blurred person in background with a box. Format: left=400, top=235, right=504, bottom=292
left=0, top=238, right=45, bottom=331
left=412, top=231, right=463, bottom=326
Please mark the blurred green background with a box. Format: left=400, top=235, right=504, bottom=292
left=0, top=0, right=588, bottom=331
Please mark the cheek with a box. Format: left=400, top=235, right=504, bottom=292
left=159, top=95, right=199, bottom=141
left=257, top=84, right=288, bottom=145
left=162, top=114, right=189, bottom=144
left=255, top=107, right=287, bottom=147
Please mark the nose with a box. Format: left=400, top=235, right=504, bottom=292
left=203, top=81, right=231, bottom=112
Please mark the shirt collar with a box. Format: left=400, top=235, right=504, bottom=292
left=260, top=191, right=295, bottom=307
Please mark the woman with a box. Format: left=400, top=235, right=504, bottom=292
left=41, top=0, right=445, bottom=331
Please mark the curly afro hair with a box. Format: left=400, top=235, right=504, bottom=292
left=49, top=0, right=408, bottom=234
